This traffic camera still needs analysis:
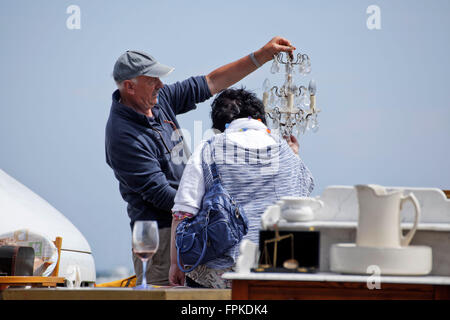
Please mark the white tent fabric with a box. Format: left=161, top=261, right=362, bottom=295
left=0, top=169, right=96, bottom=283
left=0, top=169, right=91, bottom=252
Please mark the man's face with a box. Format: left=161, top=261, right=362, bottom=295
left=126, top=75, right=164, bottom=109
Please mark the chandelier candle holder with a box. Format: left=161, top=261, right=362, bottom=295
left=262, top=52, right=320, bottom=137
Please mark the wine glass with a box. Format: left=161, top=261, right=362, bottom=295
left=132, top=220, right=159, bottom=289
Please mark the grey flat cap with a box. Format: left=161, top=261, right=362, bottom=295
left=113, top=50, right=174, bottom=82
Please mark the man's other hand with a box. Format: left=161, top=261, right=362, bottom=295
left=283, top=135, right=299, bottom=155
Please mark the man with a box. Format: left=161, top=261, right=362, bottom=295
left=105, top=36, right=297, bottom=286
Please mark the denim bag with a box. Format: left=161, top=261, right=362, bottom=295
left=175, top=138, right=248, bottom=272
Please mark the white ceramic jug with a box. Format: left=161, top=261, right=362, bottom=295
left=355, top=184, right=421, bottom=248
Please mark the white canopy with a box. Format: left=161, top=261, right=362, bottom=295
left=0, top=169, right=91, bottom=253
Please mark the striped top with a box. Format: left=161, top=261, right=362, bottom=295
left=198, top=127, right=315, bottom=269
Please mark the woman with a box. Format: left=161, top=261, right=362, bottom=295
left=169, top=88, right=314, bottom=288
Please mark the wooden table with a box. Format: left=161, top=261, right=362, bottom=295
left=0, top=287, right=231, bottom=300
left=224, top=272, right=450, bottom=300
left=0, top=276, right=65, bottom=290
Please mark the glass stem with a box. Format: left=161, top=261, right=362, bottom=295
left=142, top=259, right=148, bottom=288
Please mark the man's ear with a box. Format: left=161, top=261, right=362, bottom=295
left=123, top=80, right=135, bottom=94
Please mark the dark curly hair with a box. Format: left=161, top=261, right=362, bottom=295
left=210, top=87, right=267, bottom=132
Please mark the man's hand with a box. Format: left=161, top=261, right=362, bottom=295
left=254, top=36, right=296, bottom=65
left=283, top=135, right=299, bottom=155
left=169, top=263, right=185, bottom=286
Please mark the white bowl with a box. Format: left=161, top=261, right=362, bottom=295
left=330, top=243, right=432, bottom=275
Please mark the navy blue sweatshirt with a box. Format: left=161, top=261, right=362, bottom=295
left=105, top=76, right=212, bottom=229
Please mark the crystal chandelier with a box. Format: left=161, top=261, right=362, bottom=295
left=262, top=52, right=320, bottom=137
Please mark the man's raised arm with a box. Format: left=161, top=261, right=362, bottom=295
left=205, top=36, right=296, bottom=95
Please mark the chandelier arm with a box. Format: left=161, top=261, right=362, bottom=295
left=273, top=86, right=284, bottom=97
left=296, top=53, right=303, bottom=65
left=298, top=85, right=307, bottom=96
left=278, top=52, right=290, bottom=65
left=266, top=112, right=275, bottom=120
left=275, top=53, right=282, bottom=64
left=269, top=86, right=277, bottom=95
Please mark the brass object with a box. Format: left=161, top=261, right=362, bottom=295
left=283, top=259, right=299, bottom=269
left=258, top=225, right=299, bottom=269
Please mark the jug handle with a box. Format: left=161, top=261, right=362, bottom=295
left=400, top=193, right=421, bottom=246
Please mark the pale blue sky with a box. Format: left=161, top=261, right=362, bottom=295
left=1, top=0, right=449, bottom=272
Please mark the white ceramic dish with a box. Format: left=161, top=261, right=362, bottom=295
left=330, top=243, right=432, bottom=275
left=280, top=196, right=323, bottom=222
